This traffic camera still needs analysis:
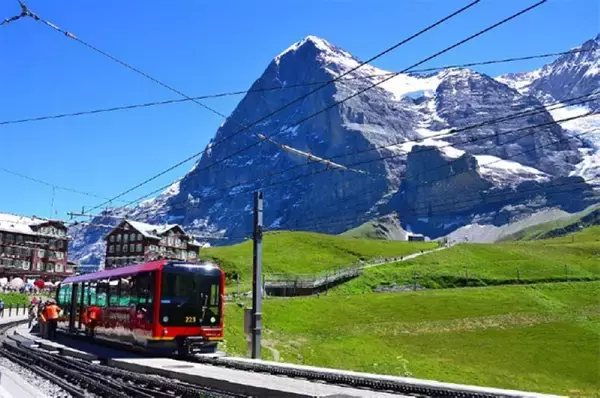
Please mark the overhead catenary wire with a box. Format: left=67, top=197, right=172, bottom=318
left=67, top=220, right=246, bottom=241
left=117, top=109, right=595, bottom=222
left=0, top=167, right=128, bottom=202
left=0, top=48, right=594, bottom=128
left=89, top=0, right=548, bottom=217
left=21, top=0, right=481, bottom=216
left=167, top=92, right=599, bottom=207
left=274, top=175, right=599, bottom=234
left=0, top=1, right=27, bottom=26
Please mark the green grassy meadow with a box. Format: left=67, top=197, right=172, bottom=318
left=0, top=292, right=31, bottom=306
left=500, top=205, right=599, bottom=241
left=223, top=282, right=600, bottom=396
left=334, top=228, right=600, bottom=292
left=202, top=231, right=436, bottom=288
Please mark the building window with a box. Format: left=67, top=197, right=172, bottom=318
left=109, top=245, right=115, bottom=254
left=123, top=245, right=128, bottom=253
left=55, top=264, right=63, bottom=273
left=128, top=243, right=134, bottom=252
left=136, top=243, right=142, bottom=253
left=110, top=235, right=115, bottom=243
left=116, top=245, right=121, bottom=253
left=124, top=234, right=129, bottom=243
left=116, top=234, right=122, bottom=242
left=130, top=233, right=136, bottom=242
left=188, top=251, right=196, bottom=258
left=16, top=235, right=23, bottom=243
left=137, top=234, right=142, bottom=241
left=37, top=249, right=44, bottom=258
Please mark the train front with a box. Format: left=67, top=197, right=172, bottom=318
left=157, top=261, right=225, bottom=355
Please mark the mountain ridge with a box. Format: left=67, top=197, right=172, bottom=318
left=70, top=34, right=600, bottom=265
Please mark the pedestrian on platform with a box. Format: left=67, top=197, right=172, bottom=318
left=39, top=301, right=47, bottom=338
left=0, top=299, right=4, bottom=317
left=28, top=303, right=37, bottom=329
left=44, top=300, right=61, bottom=340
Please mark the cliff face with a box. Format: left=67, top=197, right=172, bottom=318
left=70, top=35, right=599, bottom=264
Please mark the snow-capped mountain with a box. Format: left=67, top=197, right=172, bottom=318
left=70, top=35, right=599, bottom=265
left=498, top=34, right=600, bottom=184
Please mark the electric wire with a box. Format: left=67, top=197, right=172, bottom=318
left=0, top=49, right=593, bottom=128
left=22, top=0, right=481, bottom=215
left=90, top=1, right=548, bottom=216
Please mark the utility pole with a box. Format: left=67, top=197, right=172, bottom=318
left=251, top=191, right=263, bottom=359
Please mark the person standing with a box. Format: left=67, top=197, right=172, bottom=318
left=38, top=302, right=47, bottom=338
left=0, top=299, right=4, bottom=318
left=28, top=304, right=37, bottom=329
left=44, top=301, right=61, bottom=340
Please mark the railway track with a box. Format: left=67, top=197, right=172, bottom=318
left=0, top=322, right=243, bottom=398
left=3, top=324, right=554, bottom=398
left=191, top=356, right=508, bottom=398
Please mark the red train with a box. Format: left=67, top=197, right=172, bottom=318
left=55, top=260, right=225, bottom=356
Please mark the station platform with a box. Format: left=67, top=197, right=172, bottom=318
left=220, top=357, right=563, bottom=398
left=7, top=318, right=562, bottom=398
left=107, top=356, right=408, bottom=398
left=0, top=315, right=47, bottom=398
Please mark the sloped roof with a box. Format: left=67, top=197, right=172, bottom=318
left=106, top=220, right=190, bottom=241
left=0, top=213, right=63, bottom=237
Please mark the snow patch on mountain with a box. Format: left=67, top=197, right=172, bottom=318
left=476, top=155, right=549, bottom=186
left=70, top=34, right=599, bottom=264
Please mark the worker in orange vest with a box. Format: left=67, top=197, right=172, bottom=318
left=44, top=300, right=61, bottom=340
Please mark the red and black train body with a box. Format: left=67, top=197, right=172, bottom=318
left=56, top=260, right=225, bottom=356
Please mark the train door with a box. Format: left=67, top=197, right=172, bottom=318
left=56, top=283, right=72, bottom=330
left=131, top=271, right=155, bottom=345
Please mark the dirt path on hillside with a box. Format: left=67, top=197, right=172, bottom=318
left=362, top=245, right=449, bottom=269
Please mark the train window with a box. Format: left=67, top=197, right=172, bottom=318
left=160, top=271, right=221, bottom=326
left=136, top=272, right=155, bottom=305
left=108, top=279, right=119, bottom=307
left=77, top=282, right=86, bottom=305
left=210, top=283, right=219, bottom=307
left=57, top=283, right=72, bottom=307
left=87, top=282, right=97, bottom=305
left=119, top=277, right=133, bottom=306
left=96, top=279, right=109, bottom=307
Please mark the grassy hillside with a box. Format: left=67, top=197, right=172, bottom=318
left=335, top=226, right=600, bottom=293
left=222, top=282, right=600, bottom=396
left=341, top=212, right=408, bottom=240
left=501, top=204, right=599, bottom=241
left=202, top=231, right=436, bottom=285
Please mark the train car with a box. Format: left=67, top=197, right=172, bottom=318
left=55, top=260, right=225, bottom=356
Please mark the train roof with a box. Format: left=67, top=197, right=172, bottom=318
left=62, top=260, right=220, bottom=284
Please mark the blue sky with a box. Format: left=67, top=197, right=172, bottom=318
left=0, top=0, right=597, bottom=221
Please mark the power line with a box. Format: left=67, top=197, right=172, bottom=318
left=14, top=0, right=480, bottom=218
left=276, top=177, right=599, bottom=234
left=0, top=48, right=593, bottom=128
left=80, top=101, right=595, bottom=241
left=0, top=1, right=26, bottom=26
left=126, top=110, right=596, bottom=219
left=88, top=0, right=547, bottom=216
left=41, top=1, right=480, bottom=215
left=0, top=167, right=127, bottom=202
left=198, top=93, right=599, bottom=202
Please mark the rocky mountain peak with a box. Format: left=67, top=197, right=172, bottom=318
left=69, top=34, right=600, bottom=265
left=272, top=35, right=365, bottom=79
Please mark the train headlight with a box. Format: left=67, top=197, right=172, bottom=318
left=210, top=317, right=216, bottom=324
left=162, top=316, right=169, bottom=323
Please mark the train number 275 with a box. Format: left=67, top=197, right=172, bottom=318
left=185, top=316, right=197, bottom=323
